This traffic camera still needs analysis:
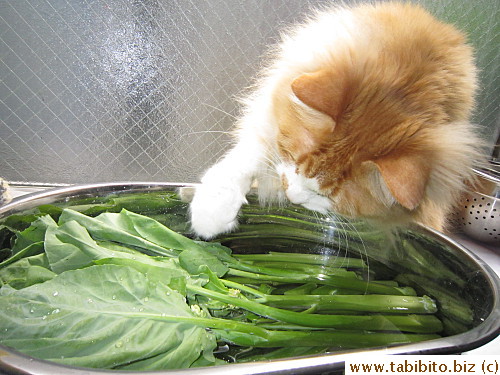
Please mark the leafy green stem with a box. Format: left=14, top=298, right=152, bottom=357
left=226, top=268, right=416, bottom=296
left=234, top=252, right=367, bottom=268
left=187, top=285, right=442, bottom=333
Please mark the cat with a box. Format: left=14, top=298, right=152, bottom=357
left=189, top=1, right=484, bottom=239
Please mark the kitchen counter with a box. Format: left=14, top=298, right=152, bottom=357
left=4, top=184, right=500, bottom=355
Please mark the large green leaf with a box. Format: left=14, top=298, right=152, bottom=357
left=179, top=246, right=229, bottom=277
left=0, top=215, right=56, bottom=270
left=0, top=253, right=55, bottom=289
left=58, top=209, right=187, bottom=257
left=45, top=220, right=120, bottom=273
left=95, top=209, right=198, bottom=251
left=93, top=257, right=196, bottom=296
left=11, top=215, right=57, bottom=254
left=0, top=242, right=44, bottom=269
left=0, top=264, right=217, bottom=369
left=44, top=220, right=195, bottom=291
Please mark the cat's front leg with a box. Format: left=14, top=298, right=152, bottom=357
left=190, top=140, right=265, bottom=239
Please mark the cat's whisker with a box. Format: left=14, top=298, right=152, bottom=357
left=347, top=220, right=371, bottom=287
left=201, top=102, right=239, bottom=120
left=329, top=212, right=346, bottom=250
left=181, top=130, right=232, bottom=137
left=329, top=211, right=371, bottom=288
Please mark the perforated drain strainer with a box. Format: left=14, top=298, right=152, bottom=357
left=460, top=192, right=499, bottom=243
left=457, top=163, right=500, bottom=244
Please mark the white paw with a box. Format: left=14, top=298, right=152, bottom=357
left=190, top=183, right=247, bottom=239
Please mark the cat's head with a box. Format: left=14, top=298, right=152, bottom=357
left=273, top=63, right=476, bottom=230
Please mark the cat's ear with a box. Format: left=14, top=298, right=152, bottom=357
left=366, top=153, right=430, bottom=211
left=291, top=69, right=348, bottom=122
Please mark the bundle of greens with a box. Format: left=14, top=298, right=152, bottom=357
left=0, top=194, right=469, bottom=370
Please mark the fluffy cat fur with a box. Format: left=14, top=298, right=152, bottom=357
left=190, top=1, right=484, bottom=239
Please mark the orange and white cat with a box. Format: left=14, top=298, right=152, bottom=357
left=190, top=2, right=484, bottom=239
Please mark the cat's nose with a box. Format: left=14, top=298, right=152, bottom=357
left=280, top=172, right=305, bottom=204
left=281, top=173, right=289, bottom=191
left=284, top=183, right=309, bottom=205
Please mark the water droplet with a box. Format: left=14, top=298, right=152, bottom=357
left=144, top=297, right=149, bottom=302
left=87, top=298, right=93, bottom=304
left=29, top=308, right=35, bottom=313
left=138, top=307, right=144, bottom=312
left=112, top=295, right=117, bottom=300
left=52, top=309, right=60, bottom=314
left=52, top=291, right=59, bottom=297
left=42, top=316, right=47, bottom=320
left=115, top=341, right=123, bottom=348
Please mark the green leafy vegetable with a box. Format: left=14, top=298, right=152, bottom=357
left=0, top=199, right=463, bottom=371
left=58, top=209, right=180, bottom=257
left=0, top=264, right=217, bottom=369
